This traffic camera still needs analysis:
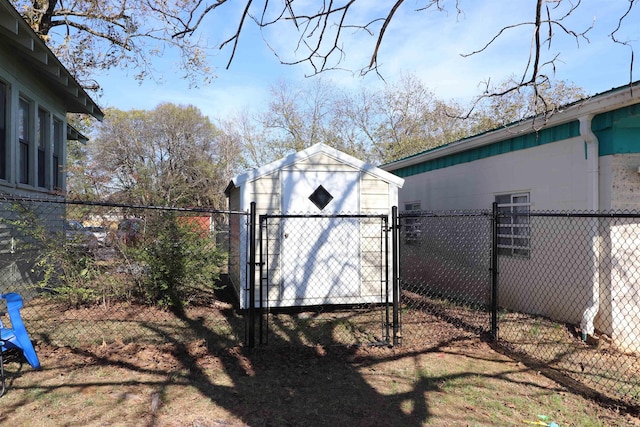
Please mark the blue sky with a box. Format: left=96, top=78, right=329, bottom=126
left=94, top=0, right=639, bottom=121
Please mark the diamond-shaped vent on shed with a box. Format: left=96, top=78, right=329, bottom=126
left=309, top=185, right=334, bottom=210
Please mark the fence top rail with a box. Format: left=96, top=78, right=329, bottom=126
left=0, top=193, right=246, bottom=216
left=527, top=211, right=640, bottom=219
left=399, top=210, right=491, bottom=218
left=400, top=209, right=640, bottom=219
left=260, top=213, right=389, bottom=220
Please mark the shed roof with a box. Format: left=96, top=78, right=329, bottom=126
left=225, top=143, right=404, bottom=196
left=0, top=0, right=103, bottom=120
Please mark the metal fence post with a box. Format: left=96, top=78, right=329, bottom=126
left=392, top=206, right=400, bottom=346
left=383, top=215, right=390, bottom=343
left=258, top=214, right=265, bottom=345
left=491, top=202, right=499, bottom=340
left=248, top=201, right=256, bottom=348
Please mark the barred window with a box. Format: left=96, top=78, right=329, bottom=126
left=404, top=202, right=421, bottom=244
left=496, top=193, right=530, bottom=257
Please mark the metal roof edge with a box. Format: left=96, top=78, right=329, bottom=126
left=381, top=81, right=640, bottom=172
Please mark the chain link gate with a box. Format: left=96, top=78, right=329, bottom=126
left=247, top=211, right=396, bottom=347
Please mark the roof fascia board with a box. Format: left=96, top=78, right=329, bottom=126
left=383, top=82, right=640, bottom=171
left=0, top=10, right=18, bottom=34
left=0, top=0, right=104, bottom=121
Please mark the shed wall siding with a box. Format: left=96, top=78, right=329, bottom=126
left=229, top=148, right=401, bottom=308
left=361, top=174, right=392, bottom=214
left=227, top=188, right=242, bottom=296
left=250, top=172, right=281, bottom=214
left=287, top=153, right=360, bottom=172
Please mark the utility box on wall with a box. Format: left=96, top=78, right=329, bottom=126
left=225, top=143, right=404, bottom=309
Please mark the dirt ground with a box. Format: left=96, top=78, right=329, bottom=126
left=1, top=302, right=640, bottom=426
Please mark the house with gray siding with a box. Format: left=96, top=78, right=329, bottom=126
left=0, top=0, right=103, bottom=196
left=0, top=0, right=103, bottom=293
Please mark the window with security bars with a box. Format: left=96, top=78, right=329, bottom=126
left=404, top=201, right=421, bottom=243
left=496, top=193, right=530, bottom=257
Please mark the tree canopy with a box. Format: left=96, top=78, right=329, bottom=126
left=79, top=103, right=239, bottom=208
left=11, top=0, right=212, bottom=89
left=72, top=75, right=585, bottom=205
left=220, top=74, right=586, bottom=167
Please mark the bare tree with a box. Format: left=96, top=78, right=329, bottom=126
left=88, top=104, right=228, bottom=207
left=15, top=0, right=636, bottom=102
left=221, top=74, right=587, bottom=165
left=173, top=1, right=635, bottom=92
left=470, top=77, right=587, bottom=131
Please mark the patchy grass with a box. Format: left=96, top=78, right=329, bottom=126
left=1, top=301, right=639, bottom=426
left=401, top=291, right=640, bottom=407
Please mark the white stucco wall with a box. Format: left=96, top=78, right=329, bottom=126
left=398, top=136, right=590, bottom=212
left=598, top=154, right=640, bottom=351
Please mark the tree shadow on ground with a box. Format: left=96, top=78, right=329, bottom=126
left=75, top=301, right=579, bottom=425
left=0, top=287, right=595, bottom=426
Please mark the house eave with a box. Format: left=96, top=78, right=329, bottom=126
left=0, top=0, right=104, bottom=121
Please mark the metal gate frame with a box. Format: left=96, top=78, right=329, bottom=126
left=245, top=203, right=400, bottom=347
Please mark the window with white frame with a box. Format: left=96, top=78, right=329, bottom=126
left=38, top=108, right=49, bottom=188
left=0, top=81, right=6, bottom=181
left=495, top=193, right=530, bottom=257
left=53, top=118, right=63, bottom=190
left=18, top=97, right=31, bottom=185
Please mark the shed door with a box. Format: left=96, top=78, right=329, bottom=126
left=280, top=170, right=361, bottom=305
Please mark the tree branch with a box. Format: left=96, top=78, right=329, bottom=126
left=368, top=0, right=404, bottom=71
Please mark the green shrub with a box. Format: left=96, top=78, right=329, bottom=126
left=122, top=212, right=226, bottom=313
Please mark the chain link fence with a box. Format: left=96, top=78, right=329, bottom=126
left=398, top=211, right=493, bottom=343
left=3, top=193, right=640, bottom=409
left=0, top=194, right=246, bottom=352
left=497, top=212, right=640, bottom=407
left=398, top=208, right=640, bottom=408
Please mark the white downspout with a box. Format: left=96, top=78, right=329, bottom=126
left=579, top=114, right=600, bottom=341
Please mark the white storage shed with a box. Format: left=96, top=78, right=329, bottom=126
left=225, top=143, right=404, bottom=309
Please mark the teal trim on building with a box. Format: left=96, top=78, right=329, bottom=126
left=393, top=121, right=580, bottom=178
left=393, top=104, right=640, bottom=178
left=592, top=104, right=640, bottom=156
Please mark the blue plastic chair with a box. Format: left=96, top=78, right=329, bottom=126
left=0, top=293, right=41, bottom=396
